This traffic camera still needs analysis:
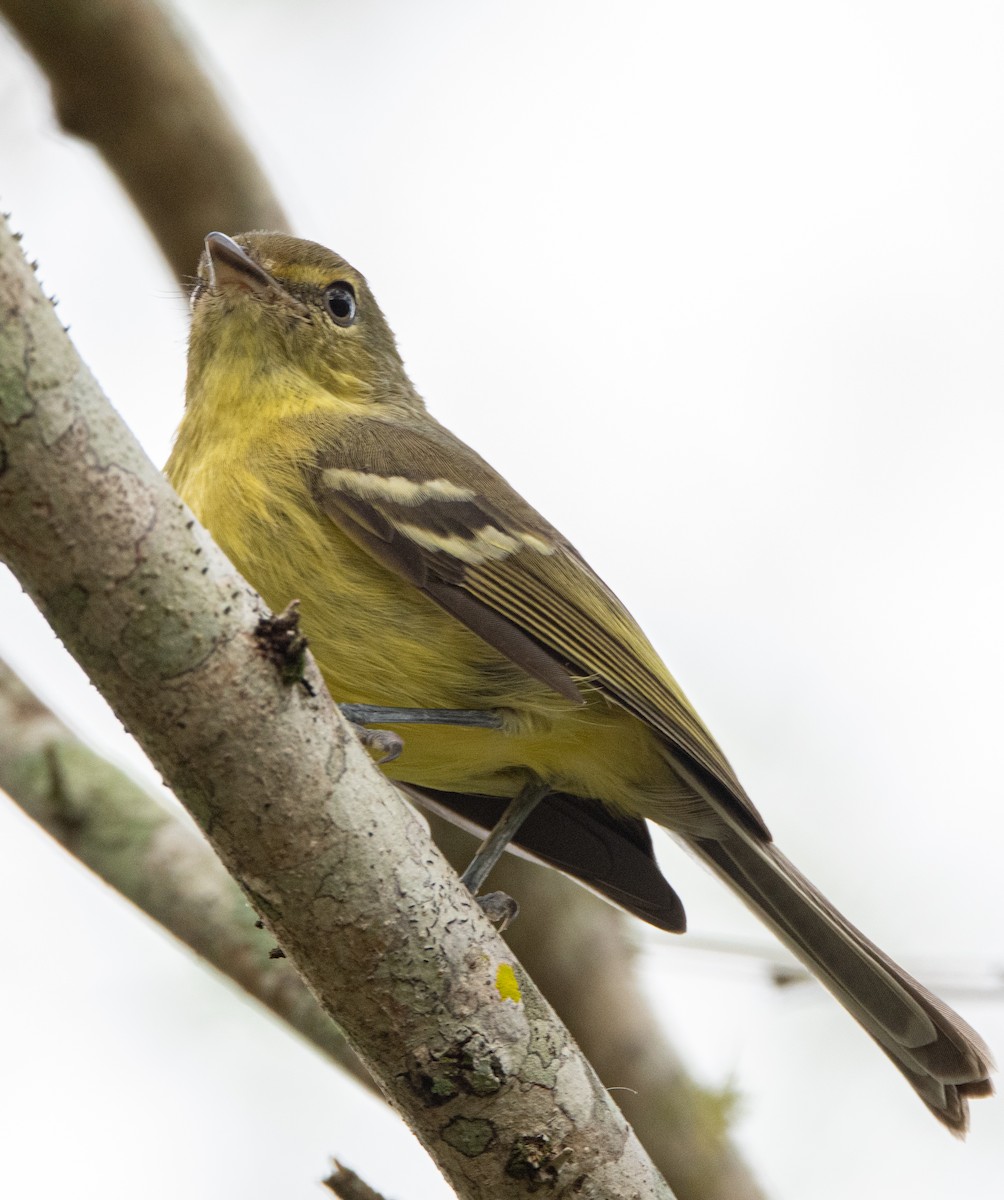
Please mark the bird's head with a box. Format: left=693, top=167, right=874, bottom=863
left=186, top=232, right=418, bottom=412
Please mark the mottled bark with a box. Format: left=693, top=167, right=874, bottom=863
left=435, top=820, right=765, bottom=1200
left=0, top=655, right=374, bottom=1093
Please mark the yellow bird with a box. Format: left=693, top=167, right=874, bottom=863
left=168, top=231, right=992, bottom=1132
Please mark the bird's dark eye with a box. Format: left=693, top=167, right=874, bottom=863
left=324, top=281, right=357, bottom=326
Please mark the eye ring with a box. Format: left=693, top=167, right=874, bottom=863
left=324, top=281, right=357, bottom=326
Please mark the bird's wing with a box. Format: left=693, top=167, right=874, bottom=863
left=311, top=414, right=767, bottom=836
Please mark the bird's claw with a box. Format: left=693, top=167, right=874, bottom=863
left=476, top=890, right=519, bottom=931
left=349, top=723, right=404, bottom=764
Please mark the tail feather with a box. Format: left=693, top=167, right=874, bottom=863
left=687, top=832, right=994, bottom=1134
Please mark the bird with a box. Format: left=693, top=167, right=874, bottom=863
left=167, top=230, right=993, bottom=1133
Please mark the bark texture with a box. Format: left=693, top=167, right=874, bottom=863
left=435, top=820, right=763, bottom=1200
left=0, top=655, right=374, bottom=1092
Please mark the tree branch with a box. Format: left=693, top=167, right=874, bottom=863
left=0, top=216, right=673, bottom=1198
left=0, top=654, right=376, bottom=1093
left=434, top=821, right=765, bottom=1200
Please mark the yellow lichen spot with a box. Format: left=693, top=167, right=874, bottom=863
left=495, top=962, right=521, bottom=1003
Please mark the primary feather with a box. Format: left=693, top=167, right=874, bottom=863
left=168, top=231, right=993, bottom=1132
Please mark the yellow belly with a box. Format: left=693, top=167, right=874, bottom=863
left=169, top=438, right=704, bottom=829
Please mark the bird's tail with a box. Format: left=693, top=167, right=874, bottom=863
left=686, top=831, right=994, bottom=1133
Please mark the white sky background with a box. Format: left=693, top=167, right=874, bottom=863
left=1, top=0, right=1002, bottom=1196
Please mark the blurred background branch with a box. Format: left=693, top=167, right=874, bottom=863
left=0, top=0, right=289, bottom=281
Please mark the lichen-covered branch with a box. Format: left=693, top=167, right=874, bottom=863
left=0, top=218, right=673, bottom=1198
left=433, top=820, right=765, bottom=1200
left=0, top=655, right=376, bottom=1093
left=0, top=0, right=290, bottom=283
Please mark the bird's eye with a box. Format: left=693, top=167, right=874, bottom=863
left=324, top=282, right=357, bottom=326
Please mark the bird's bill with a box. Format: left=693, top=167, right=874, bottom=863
left=204, top=231, right=279, bottom=298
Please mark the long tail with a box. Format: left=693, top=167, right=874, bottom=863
left=687, top=831, right=994, bottom=1133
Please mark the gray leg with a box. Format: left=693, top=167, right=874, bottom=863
left=460, top=781, right=549, bottom=928
left=342, top=703, right=546, bottom=928
left=346, top=724, right=404, bottom=764
left=340, top=704, right=504, bottom=730
left=340, top=704, right=504, bottom=764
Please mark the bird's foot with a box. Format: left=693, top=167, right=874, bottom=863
left=476, top=891, right=519, bottom=931
left=346, top=722, right=404, bottom=764
left=340, top=703, right=505, bottom=764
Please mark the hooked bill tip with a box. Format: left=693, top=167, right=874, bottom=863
left=203, top=232, right=275, bottom=296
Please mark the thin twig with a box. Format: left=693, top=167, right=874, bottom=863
left=324, top=1161, right=392, bottom=1200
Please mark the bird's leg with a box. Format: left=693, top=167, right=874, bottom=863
left=340, top=701, right=544, bottom=927
left=460, top=781, right=548, bottom=893
left=340, top=703, right=504, bottom=729
left=339, top=703, right=505, bottom=764
left=460, top=780, right=550, bottom=929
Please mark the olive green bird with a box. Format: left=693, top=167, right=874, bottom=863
left=168, top=231, right=992, bottom=1133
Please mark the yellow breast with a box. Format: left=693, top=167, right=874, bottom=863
left=166, top=382, right=682, bottom=820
